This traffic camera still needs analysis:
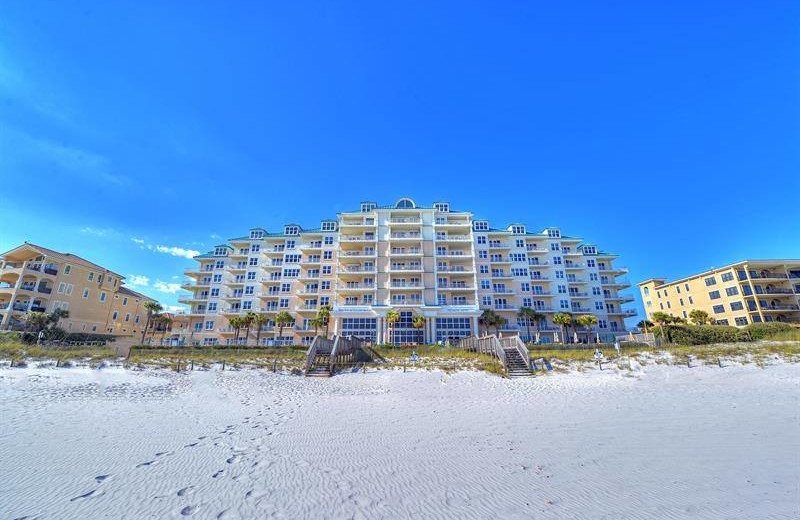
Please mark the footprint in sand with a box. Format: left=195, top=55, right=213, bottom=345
left=177, top=486, right=194, bottom=497
left=136, top=460, right=157, bottom=468
left=94, top=474, right=110, bottom=483
left=70, top=489, right=97, bottom=502
left=212, top=470, right=224, bottom=478
left=226, top=454, right=241, bottom=464
left=180, top=505, right=196, bottom=516
left=184, top=442, right=199, bottom=448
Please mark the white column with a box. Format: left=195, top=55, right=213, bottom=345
left=472, top=316, right=479, bottom=336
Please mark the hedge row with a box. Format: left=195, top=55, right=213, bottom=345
left=655, top=322, right=796, bottom=345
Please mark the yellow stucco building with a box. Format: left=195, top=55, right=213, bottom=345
left=0, top=242, right=158, bottom=337
left=638, top=260, right=800, bottom=326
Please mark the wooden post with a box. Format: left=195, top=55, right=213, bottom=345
left=190, top=360, right=194, bottom=371
left=222, top=360, right=225, bottom=371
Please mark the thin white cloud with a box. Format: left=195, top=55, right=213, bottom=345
left=127, top=274, right=150, bottom=287
left=165, top=305, right=188, bottom=314
left=80, top=226, right=115, bottom=237
left=151, top=245, right=201, bottom=259
left=153, top=281, right=182, bottom=294
left=210, top=234, right=222, bottom=240
left=131, top=237, right=145, bottom=244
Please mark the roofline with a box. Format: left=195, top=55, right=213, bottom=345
left=636, top=259, right=800, bottom=288
left=1, top=243, right=125, bottom=279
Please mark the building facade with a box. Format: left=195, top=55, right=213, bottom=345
left=177, top=198, right=634, bottom=346
left=638, top=260, right=800, bottom=327
left=0, top=242, right=157, bottom=336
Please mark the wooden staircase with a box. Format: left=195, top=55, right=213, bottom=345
left=503, top=346, right=533, bottom=378
left=304, top=335, right=369, bottom=377
left=459, top=334, right=534, bottom=378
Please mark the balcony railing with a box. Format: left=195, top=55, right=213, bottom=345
left=390, top=217, right=420, bottom=224
left=749, top=272, right=788, bottom=280
left=493, top=304, right=518, bottom=310
left=38, top=287, right=52, bottom=294
left=759, top=304, right=800, bottom=311
left=391, top=283, right=422, bottom=288
left=390, top=265, right=423, bottom=271
left=390, top=233, right=421, bottom=239
left=754, top=288, right=795, bottom=295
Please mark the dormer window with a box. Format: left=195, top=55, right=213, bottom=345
left=434, top=202, right=450, bottom=213
left=511, top=225, right=525, bottom=234
left=582, top=245, right=597, bottom=255
left=395, top=198, right=416, bottom=209
left=249, top=230, right=264, bottom=239
left=547, top=228, right=561, bottom=238
left=284, top=226, right=300, bottom=236
left=214, top=247, right=228, bottom=256
left=360, top=202, right=376, bottom=213
left=473, top=221, right=489, bottom=231
left=321, top=221, right=336, bottom=231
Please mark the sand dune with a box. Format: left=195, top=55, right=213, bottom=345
left=0, top=362, right=797, bottom=519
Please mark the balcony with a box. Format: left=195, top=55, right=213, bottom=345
left=390, top=282, right=423, bottom=289
left=491, top=272, right=513, bottom=279
left=436, top=235, right=471, bottom=242
left=390, top=248, right=423, bottom=256
left=339, top=267, right=376, bottom=274
left=606, top=309, right=637, bottom=316
left=569, top=292, right=590, bottom=298
left=391, top=298, right=423, bottom=306
left=436, top=267, right=475, bottom=274
left=389, top=217, right=421, bottom=225
left=493, top=304, right=518, bottom=311
left=300, top=242, right=323, bottom=250
left=340, top=236, right=376, bottom=242
left=526, top=246, right=547, bottom=254
left=488, top=243, right=511, bottom=249
left=436, top=251, right=472, bottom=258
left=435, top=219, right=470, bottom=227
left=492, top=288, right=515, bottom=294
left=389, top=265, right=423, bottom=272
left=37, top=286, right=53, bottom=294
left=342, top=251, right=377, bottom=258
left=756, top=304, right=800, bottom=312
left=336, top=284, right=375, bottom=292
left=564, top=263, right=585, bottom=269
left=340, top=220, right=376, bottom=228
left=568, top=278, right=588, bottom=284
left=600, top=277, right=631, bottom=287
left=598, top=265, right=629, bottom=275
left=438, top=284, right=473, bottom=290
left=295, top=305, right=319, bottom=312
left=570, top=307, right=592, bottom=313
left=749, top=272, right=788, bottom=280
left=754, top=288, right=796, bottom=295
left=527, top=261, right=549, bottom=267
left=389, top=233, right=422, bottom=242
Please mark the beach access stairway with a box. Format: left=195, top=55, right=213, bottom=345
left=304, top=335, right=369, bottom=377
left=458, top=334, right=533, bottom=378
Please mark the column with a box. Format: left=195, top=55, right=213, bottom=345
left=471, top=316, right=479, bottom=336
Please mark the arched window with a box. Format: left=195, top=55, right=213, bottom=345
left=395, top=198, right=416, bottom=209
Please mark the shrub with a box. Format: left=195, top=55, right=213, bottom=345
left=745, top=322, right=795, bottom=340
left=660, top=324, right=750, bottom=345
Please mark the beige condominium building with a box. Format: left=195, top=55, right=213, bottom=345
left=638, top=260, right=800, bottom=327
left=0, top=242, right=158, bottom=336
left=176, top=198, right=634, bottom=346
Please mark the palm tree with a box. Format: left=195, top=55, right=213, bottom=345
left=275, top=311, right=294, bottom=345
left=689, top=309, right=711, bottom=325
left=228, top=316, right=242, bottom=343
left=386, top=309, right=400, bottom=346
left=651, top=311, right=672, bottom=343
left=24, top=311, right=50, bottom=332
left=253, top=313, right=270, bottom=346
left=517, top=307, right=544, bottom=343
left=309, top=316, right=325, bottom=337
left=317, top=305, right=332, bottom=338
left=479, top=309, right=499, bottom=336
left=243, top=311, right=258, bottom=345
left=553, top=313, right=572, bottom=344
left=636, top=319, right=653, bottom=333
left=412, top=314, right=426, bottom=344
left=140, top=301, right=163, bottom=345
left=49, top=308, right=69, bottom=328
left=158, top=315, right=174, bottom=345
left=576, top=314, right=598, bottom=343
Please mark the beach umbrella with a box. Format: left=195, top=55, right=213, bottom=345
left=554, top=331, right=559, bottom=343
left=535, top=331, right=540, bottom=344
left=595, top=332, right=600, bottom=343
left=573, top=332, right=579, bottom=343
left=629, top=331, right=635, bottom=341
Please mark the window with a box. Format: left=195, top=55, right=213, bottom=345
left=476, top=236, right=486, bottom=245
left=730, top=301, right=744, bottom=311
left=721, top=272, right=734, bottom=282
left=704, top=276, right=716, bottom=286
left=725, top=287, right=739, bottom=297
left=88, top=272, right=94, bottom=282
left=709, top=290, right=720, bottom=300
left=712, top=304, right=725, bottom=314
left=734, top=317, right=748, bottom=326
left=112, top=311, right=118, bottom=320
left=122, top=297, right=128, bottom=305
left=99, top=292, right=107, bottom=303
left=64, top=265, right=71, bottom=275
left=688, top=296, right=694, bottom=304
left=550, top=243, right=561, bottom=251
left=214, top=247, right=228, bottom=256
left=473, top=221, right=488, bottom=231
left=125, top=313, right=131, bottom=322
left=205, top=321, right=214, bottom=330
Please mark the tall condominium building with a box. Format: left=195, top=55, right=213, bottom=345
left=0, top=242, right=158, bottom=336
left=638, top=260, right=800, bottom=327
left=177, top=198, right=634, bottom=346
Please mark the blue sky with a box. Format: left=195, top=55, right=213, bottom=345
left=1, top=1, right=798, bottom=319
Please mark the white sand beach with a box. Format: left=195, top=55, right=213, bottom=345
left=1, top=362, right=798, bottom=519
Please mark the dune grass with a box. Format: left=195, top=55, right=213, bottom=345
left=0, top=342, right=117, bottom=364
left=373, top=344, right=505, bottom=375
